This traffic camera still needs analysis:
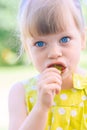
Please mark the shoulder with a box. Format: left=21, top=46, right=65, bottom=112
left=8, top=74, right=39, bottom=102
left=73, top=68, right=87, bottom=90
left=8, top=82, right=26, bottom=114
left=8, top=82, right=27, bottom=130
left=77, top=67, right=87, bottom=76
left=22, top=75, right=39, bottom=91
left=8, top=82, right=25, bottom=101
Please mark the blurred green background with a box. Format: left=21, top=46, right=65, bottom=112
left=0, top=0, right=87, bottom=130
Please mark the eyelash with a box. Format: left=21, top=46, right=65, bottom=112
left=60, top=36, right=71, bottom=44
left=34, top=36, right=71, bottom=48
left=34, top=41, right=46, bottom=47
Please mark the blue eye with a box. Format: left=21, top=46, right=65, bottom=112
left=35, top=41, right=46, bottom=47
left=60, top=37, right=70, bottom=43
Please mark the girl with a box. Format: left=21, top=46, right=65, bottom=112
left=8, top=0, right=87, bottom=130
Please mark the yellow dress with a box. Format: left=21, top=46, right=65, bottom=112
left=23, top=73, right=87, bottom=130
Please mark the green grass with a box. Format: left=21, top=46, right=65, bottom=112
left=0, top=0, right=19, bottom=29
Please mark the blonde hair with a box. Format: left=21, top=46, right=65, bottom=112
left=19, top=0, right=84, bottom=43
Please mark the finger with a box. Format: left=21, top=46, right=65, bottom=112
left=41, top=83, right=61, bottom=95
left=48, top=83, right=61, bottom=94
left=40, top=72, right=61, bottom=81
left=42, top=67, right=61, bottom=75
left=39, top=70, right=62, bottom=82
left=37, top=76, right=62, bottom=91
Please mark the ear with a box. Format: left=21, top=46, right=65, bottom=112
left=81, top=28, right=87, bottom=50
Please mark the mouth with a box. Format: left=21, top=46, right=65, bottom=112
left=48, top=63, right=66, bottom=72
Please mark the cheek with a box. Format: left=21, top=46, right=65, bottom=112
left=67, top=50, right=81, bottom=67
left=31, top=54, right=44, bottom=71
left=31, top=55, right=39, bottom=65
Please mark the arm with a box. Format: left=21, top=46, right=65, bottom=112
left=19, top=103, right=48, bottom=130
left=8, top=68, right=61, bottom=130
left=8, top=83, right=27, bottom=130
left=8, top=83, right=48, bottom=130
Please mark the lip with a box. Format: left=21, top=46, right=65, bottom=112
left=47, top=62, right=67, bottom=72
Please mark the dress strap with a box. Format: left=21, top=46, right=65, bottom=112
left=73, top=73, right=87, bottom=95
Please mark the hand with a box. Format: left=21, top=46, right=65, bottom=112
left=36, top=67, right=62, bottom=111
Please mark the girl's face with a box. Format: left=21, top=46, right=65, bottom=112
left=26, top=15, right=85, bottom=78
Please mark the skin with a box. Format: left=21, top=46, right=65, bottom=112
left=8, top=8, right=86, bottom=130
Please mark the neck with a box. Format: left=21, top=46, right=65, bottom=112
left=61, top=74, right=73, bottom=90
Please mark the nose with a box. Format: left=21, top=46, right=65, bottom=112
left=48, top=44, right=62, bottom=59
